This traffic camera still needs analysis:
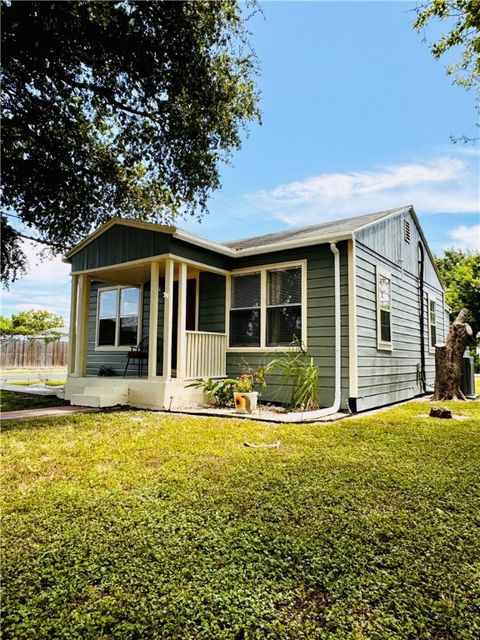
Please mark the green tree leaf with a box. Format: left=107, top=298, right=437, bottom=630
left=435, top=249, right=480, bottom=341
left=1, top=0, right=260, bottom=285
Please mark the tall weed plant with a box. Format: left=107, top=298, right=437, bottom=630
left=269, top=338, right=319, bottom=411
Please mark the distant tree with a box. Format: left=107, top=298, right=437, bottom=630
left=435, top=249, right=480, bottom=340
left=413, top=0, right=479, bottom=141
left=5, top=310, right=65, bottom=341
left=433, top=250, right=479, bottom=396
left=1, top=0, right=260, bottom=286
left=0, top=315, right=13, bottom=337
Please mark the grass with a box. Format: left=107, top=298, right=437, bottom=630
left=0, top=390, right=66, bottom=412
left=0, top=367, right=67, bottom=376
left=1, top=400, right=479, bottom=639
left=7, top=379, right=65, bottom=387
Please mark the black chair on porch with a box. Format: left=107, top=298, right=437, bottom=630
left=123, top=336, right=149, bottom=378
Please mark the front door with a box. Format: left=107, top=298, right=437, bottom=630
left=171, top=279, right=197, bottom=371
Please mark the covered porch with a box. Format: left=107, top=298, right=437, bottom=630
left=65, top=256, right=228, bottom=409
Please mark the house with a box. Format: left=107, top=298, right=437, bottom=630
left=63, top=205, right=447, bottom=415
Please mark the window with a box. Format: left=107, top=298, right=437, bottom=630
left=97, top=286, right=140, bottom=349
left=404, top=219, right=411, bottom=243
left=267, top=268, right=302, bottom=346
left=230, top=273, right=261, bottom=347
left=98, top=289, right=117, bottom=346
left=229, top=263, right=304, bottom=349
left=376, top=268, right=392, bottom=349
left=428, top=296, right=436, bottom=352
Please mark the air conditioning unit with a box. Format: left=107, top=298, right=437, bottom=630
left=461, top=355, right=476, bottom=398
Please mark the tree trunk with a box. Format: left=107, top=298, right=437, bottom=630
left=433, top=308, right=472, bottom=401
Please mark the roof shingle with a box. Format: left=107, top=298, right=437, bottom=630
left=225, top=206, right=411, bottom=250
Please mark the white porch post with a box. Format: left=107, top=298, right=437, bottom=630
left=67, top=274, right=78, bottom=376
left=74, top=274, right=90, bottom=377
left=176, top=262, right=188, bottom=379
left=148, top=260, right=160, bottom=378
left=162, top=257, right=174, bottom=381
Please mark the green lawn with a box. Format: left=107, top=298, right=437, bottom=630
left=1, top=401, right=479, bottom=639
left=0, top=390, right=66, bottom=412
left=7, top=379, right=66, bottom=387
left=0, top=367, right=67, bottom=376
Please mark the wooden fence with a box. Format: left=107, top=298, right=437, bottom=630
left=0, top=339, right=68, bottom=369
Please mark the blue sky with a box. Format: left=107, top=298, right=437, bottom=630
left=2, top=0, right=479, bottom=324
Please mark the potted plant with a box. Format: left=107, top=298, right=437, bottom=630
left=233, top=374, right=259, bottom=413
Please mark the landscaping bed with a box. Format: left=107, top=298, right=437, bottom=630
left=1, top=400, right=479, bottom=639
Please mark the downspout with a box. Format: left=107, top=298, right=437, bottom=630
left=418, top=241, right=427, bottom=393
left=300, top=241, right=341, bottom=419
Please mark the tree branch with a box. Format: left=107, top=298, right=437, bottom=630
left=59, top=75, right=162, bottom=122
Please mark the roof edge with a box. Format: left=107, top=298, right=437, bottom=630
left=235, top=231, right=353, bottom=256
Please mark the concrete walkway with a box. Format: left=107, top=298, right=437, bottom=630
left=1, top=406, right=98, bottom=421
left=0, top=383, right=62, bottom=396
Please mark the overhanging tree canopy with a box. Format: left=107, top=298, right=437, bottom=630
left=1, top=0, right=260, bottom=285
left=413, top=0, right=480, bottom=140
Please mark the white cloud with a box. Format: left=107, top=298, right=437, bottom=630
left=448, top=225, right=480, bottom=251
left=246, top=155, right=480, bottom=226
left=21, top=240, right=70, bottom=285
left=1, top=288, right=71, bottom=324
left=1, top=240, right=71, bottom=323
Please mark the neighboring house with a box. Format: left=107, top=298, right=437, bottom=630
left=64, top=205, right=447, bottom=414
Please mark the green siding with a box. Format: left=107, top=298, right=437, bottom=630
left=170, top=238, right=231, bottom=271
left=72, top=226, right=170, bottom=272
left=355, top=241, right=445, bottom=412
left=198, top=273, right=226, bottom=333
left=226, top=242, right=350, bottom=410
left=356, top=210, right=443, bottom=289
left=71, top=224, right=231, bottom=273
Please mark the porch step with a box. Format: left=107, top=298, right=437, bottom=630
left=70, top=391, right=127, bottom=408
left=82, top=385, right=127, bottom=395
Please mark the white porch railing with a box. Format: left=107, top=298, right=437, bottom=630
left=185, top=331, right=227, bottom=379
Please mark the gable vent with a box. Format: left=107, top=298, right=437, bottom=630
left=404, top=219, right=411, bottom=243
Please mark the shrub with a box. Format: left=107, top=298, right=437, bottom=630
left=187, top=378, right=236, bottom=407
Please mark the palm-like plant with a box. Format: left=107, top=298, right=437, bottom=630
left=268, top=338, right=319, bottom=411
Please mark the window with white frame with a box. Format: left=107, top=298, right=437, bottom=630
left=230, top=273, right=261, bottom=347
left=97, top=286, right=140, bottom=348
left=376, top=269, right=392, bottom=349
left=267, top=268, right=302, bottom=346
left=229, top=264, right=304, bottom=348
left=428, top=296, right=437, bottom=351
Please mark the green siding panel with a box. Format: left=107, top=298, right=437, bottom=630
left=198, top=273, right=226, bottom=333
left=72, top=226, right=171, bottom=272
left=356, top=210, right=443, bottom=289
left=71, top=224, right=231, bottom=272
left=169, top=239, right=231, bottom=271
left=355, top=241, right=445, bottom=412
